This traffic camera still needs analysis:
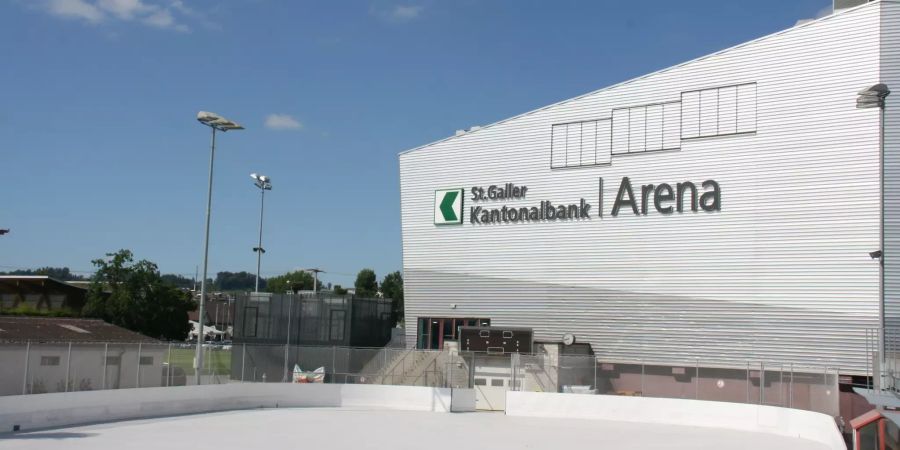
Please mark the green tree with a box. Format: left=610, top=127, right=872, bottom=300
left=381, top=271, right=404, bottom=326
left=354, top=268, right=377, bottom=297
left=83, top=250, right=196, bottom=341
left=266, top=270, right=317, bottom=293
left=215, top=271, right=261, bottom=291
left=161, top=274, right=195, bottom=289
left=333, top=285, right=348, bottom=295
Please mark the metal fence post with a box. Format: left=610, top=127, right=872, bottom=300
left=22, top=340, right=30, bottom=395
left=695, top=359, right=699, bottom=400
left=332, top=346, right=337, bottom=382
left=166, top=343, right=172, bottom=387
left=102, top=343, right=108, bottom=390
left=136, top=342, right=142, bottom=388
left=788, top=362, right=793, bottom=408
left=759, top=362, right=765, bottom=404
left=241, top=344, right=246, bottom=382
left=593, top=357, right=598, bottom=392
left=746, top=361, right=750, bottom=403
left=640, top=360, right=644, bottom=397
left=778, top=363, right=784, bottom=406
left=65, top=342, right=72, bottom=392
left=283, top=343, right=289, bottom=382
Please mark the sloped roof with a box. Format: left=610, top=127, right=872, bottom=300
left=0, top=275, right=87, bottom=295
left=0, top=316, right=160, bottom=343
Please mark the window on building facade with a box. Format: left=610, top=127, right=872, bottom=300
left=550, top=118, right=612, bottom=169
left=139, top=356, right=153, bottom=365
left=40, top=356, right=60, bottom=366
left=611, top=100, right=681, bottom=155
left=681, top=83, right=756, bottom=139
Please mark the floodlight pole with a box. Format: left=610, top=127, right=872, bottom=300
left=879, top=96, right=886, bottom=373
left=857, top=84, right=890, bottom=389
left=255, top=187, right=266, bottom=292
left=252, top=176, right=271, bottom=292
left=194, top=111, right=243, bottom=386
left=195, top=126, right=217, bottom=385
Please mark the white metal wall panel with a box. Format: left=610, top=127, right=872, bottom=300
left=881, top=1, right=900, bottom=329
left=399, top=4, right=886, bottom=373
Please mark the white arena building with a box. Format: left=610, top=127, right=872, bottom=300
left=399, top=0, right=900, bottom=381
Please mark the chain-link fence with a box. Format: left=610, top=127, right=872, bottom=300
left=520, top=355, right=839, bottom=416
left=0, top=341, right=840, bottom=416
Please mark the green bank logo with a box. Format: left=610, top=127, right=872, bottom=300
left=434, top=188, right=464, bottom=225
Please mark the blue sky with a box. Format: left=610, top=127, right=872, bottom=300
left=1, top=0, right=831, bottom=286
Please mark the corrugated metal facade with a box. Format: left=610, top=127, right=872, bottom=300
left=400, top=2, right=898, bottom=374
left=882, top=3, right=900, bottom=332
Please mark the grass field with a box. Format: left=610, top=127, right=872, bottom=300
left=167, top=347, right=231, bottom=376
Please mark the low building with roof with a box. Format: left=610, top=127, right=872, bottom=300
left=0, top=317, right=167, bottom=396
left=0, top=276, right=89, bottom=314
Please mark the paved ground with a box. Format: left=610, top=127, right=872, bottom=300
left=0, top=408, right=832, bottom=450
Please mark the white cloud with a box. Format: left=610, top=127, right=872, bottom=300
left=371, top=2, right=426, bottom=23
left=35, top=0, right=193, bottom=31
left=97, top=0, right=152, bottom=19
left=265, top=114, right=303, bottom=131
left=46, top=0, right=105, bottom=23
left=390, top=5, right=423, bottom=21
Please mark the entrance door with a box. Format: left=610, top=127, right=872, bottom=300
left=472, top=354, right=512, bottom=411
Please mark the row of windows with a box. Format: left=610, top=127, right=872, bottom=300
left=38, top=355, right=154, bottom=366
left=550, top=82, right=758, bottom=169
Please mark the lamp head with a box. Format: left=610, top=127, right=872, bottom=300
left=857, top=84, right=890, bottom=109
left=197, top=111, right=244, bottom=131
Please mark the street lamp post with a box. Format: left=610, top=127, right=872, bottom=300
left=251, top=173, right=272, bottom=292
left=305, top=268, right=324, bottom=294
left=858, top=83, right=890, bottom=388
left=195, top=111, right=244, bottom=385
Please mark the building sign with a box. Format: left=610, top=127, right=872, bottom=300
left=436, top=178, right=721, bottom=226
left=434, top=188, right=465, bottom=225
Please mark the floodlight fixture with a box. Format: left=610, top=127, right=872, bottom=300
left=197, top=111, right=244, bottom=131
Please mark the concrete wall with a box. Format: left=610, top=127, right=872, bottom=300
left=506, top=391, right=845, bottom=450
left=0, top=383, right=470, bottom=433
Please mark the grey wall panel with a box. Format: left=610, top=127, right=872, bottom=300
left=400, top=3, right=886, bottom=374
